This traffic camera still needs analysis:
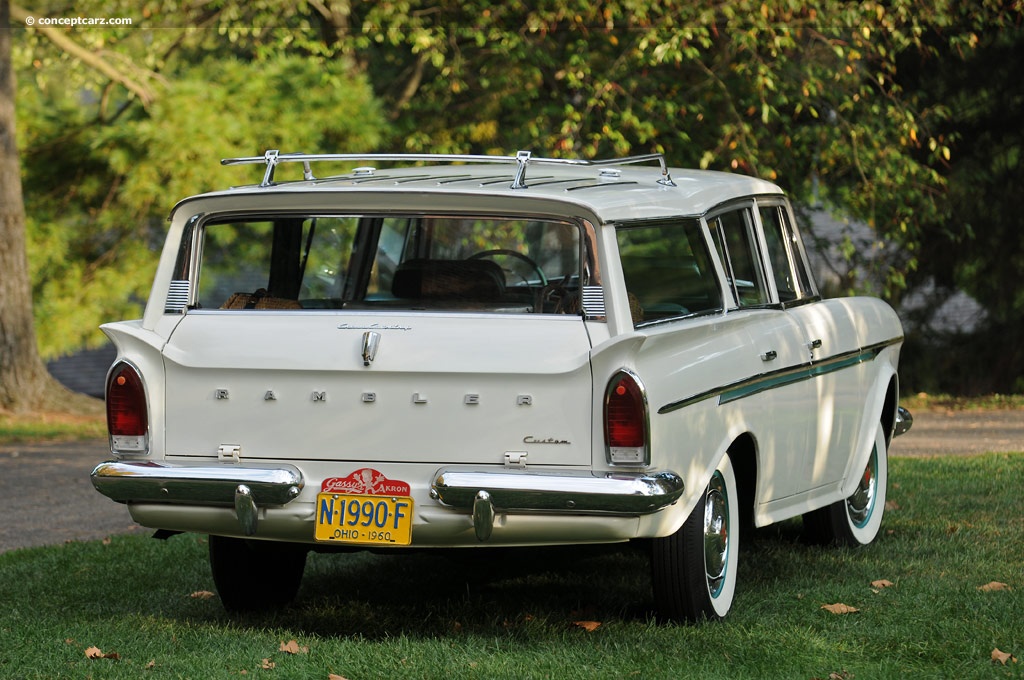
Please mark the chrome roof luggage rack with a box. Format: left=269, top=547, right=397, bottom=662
left=221, top=149, right=676, bottom=189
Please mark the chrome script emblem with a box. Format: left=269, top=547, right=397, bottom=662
left=361, top=331, right=381, bottom=366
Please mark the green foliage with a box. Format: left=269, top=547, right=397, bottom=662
left=342, top=0, right=1022, bottom=303
left=14, top=5, right=385, bottom=357
left=12, top=0, right=1024, bottom=360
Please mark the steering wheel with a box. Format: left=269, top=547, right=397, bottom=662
left=468, top=249, right=548, bottom=286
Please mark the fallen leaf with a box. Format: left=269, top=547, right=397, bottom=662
left=328, top=675, right=349, bottom=680
left=573, top=620, right=602, bottom=631
left=280, top=639, right=309, bottom=654
left=821, top=603, right=859, bottom=615
left=146, top=659, right=157, bottom=669
left=190, top=590, right=216, bottom=599
left=978, top=581, right=1011, bottom=592
left=261, top=658, right=275, bottom=670
left=84, top=646, right=120, bottom=660
left=871, top=579, right=894, bottom=589
left=102, top=537, right=113, bottom=546
left=992, top=648, right=1017, bottom=665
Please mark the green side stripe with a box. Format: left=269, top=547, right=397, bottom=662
left=657, top=339, right=898, bottom=415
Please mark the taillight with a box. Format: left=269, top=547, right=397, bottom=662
left=605, top=370, right=649, bottom=465
left=106, top=362, right=148, bottom=454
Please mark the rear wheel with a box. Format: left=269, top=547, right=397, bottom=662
left=651, top=453, right=739, bottom=622
left=209, top=535, right=308, bottom=612
left=803, top=421, right=888, bottom=546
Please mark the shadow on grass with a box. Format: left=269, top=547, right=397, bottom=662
left=241, top=543, right=660, bottom=638
left=193, top=520, right=826, bottom=639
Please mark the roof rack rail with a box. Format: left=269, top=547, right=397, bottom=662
left=221, top=149, right=676, bottom=189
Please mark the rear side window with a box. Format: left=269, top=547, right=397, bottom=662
left=190, top=214, right=582, bottom=314
left=759, top=205, right=815, bottom=302
left=707, top=208, right=769, bottom=308
left=616, top=219, right=723, bottom=326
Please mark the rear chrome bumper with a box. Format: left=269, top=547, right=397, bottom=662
left=91, top=460, right=683, bottom=543
left=430, top=468, right=685, bottom=541
left=91, top=460, right=304, bottom=536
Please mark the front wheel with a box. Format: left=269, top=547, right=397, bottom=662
left=651, top=453, right=739, bottom=622
left=803, top=421, right=888, bottom=546
left=209, top=536, right=308, bottom=612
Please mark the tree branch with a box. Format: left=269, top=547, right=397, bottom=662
left=10, top=3, right=156, bottom=107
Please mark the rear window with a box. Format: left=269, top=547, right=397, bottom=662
left=187, top=215, right=582, bottom=314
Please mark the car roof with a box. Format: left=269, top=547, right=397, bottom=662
left=185, top=151, right=785, bottom=223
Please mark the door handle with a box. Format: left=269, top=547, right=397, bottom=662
left=808, top=338, right=823, bottom=350
left=760, top=350, right=778, bottom=361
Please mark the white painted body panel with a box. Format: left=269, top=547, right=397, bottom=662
left=159, top=312, right=594, bottom=467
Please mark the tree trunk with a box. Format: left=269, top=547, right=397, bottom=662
left=0, top=1, right=100, bottom=413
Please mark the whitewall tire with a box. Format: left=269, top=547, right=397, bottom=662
left=651, top=453, right=740, bottom=622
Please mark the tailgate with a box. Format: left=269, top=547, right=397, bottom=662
left=162, top=312, right=594, bottom=467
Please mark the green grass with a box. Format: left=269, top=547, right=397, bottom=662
left=2, top=454, right=1022, bottom=679
left=0, top=411, right=105, bottom=443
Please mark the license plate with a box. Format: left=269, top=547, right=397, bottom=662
left=314, top=493, right=414, bottom=546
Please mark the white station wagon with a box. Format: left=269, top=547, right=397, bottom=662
left=92, top=150, right=911, bottom=621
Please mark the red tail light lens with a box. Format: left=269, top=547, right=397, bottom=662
left=106, top=362, right=148, bottom=453
left=605, top=370, right=648, bottom=465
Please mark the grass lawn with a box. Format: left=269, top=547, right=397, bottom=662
left=1, top=453, right=1021, bottom=678
left=0, top=410, right=104, bottom=443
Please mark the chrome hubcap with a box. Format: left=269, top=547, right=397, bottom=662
left=847, top=446, right=877, bottom=528
left=703, top=471, right=729, bottom=597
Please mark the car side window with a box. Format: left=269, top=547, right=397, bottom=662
left=707, top=208, right=769, bottom=308
left=759, top=204, right=814, bottom=302
left=616, top=219, right=723, bottom=326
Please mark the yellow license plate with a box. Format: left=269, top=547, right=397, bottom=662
left=314, top=493, right=413, bottom=545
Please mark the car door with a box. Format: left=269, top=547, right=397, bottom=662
left=708, top=205, right=817, bottom=501
left=757, top=201, right=866, bottom=490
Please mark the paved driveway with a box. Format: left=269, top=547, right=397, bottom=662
left=1, top=409, right=1021, bottom=553
left=0, top=439, right=145, bottom=553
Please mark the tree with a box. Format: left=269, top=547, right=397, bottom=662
left=895, top=25, right=1024, bottom=393
left=1, top=0, right=95, bottom=411
left=4, top=0, right=383, bottom=411
left=7, top=0, right=1024, bottom=397
left=12, top=0, right=385, bottom=359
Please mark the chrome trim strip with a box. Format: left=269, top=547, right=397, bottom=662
left=91, top=460, right=304, bottom=507
left=431, top=468, right=683, bottom=515
left=658, top=338, right=903, bottom=414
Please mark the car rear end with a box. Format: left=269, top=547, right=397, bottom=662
left=93, top=182, right=682, bottom=551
